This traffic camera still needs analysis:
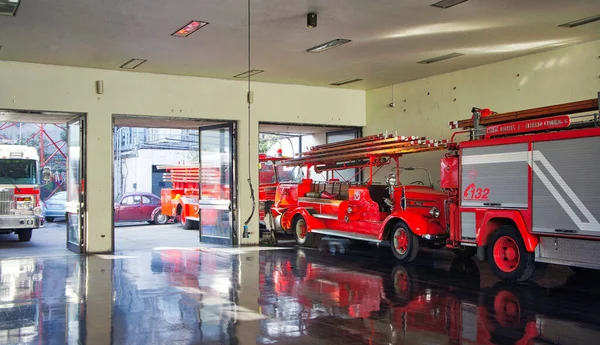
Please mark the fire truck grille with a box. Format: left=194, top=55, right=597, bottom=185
left=0, top=189, right=14, bottom=215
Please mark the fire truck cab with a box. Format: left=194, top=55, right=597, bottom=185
left=272, top=135, right=451, bottom=261
left=0, top=145, right=44, bottom=242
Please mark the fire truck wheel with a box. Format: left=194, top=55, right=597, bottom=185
left=390, top=223, right=419, bottom=262
left=452, top=246, right=477, bottom=259
left=181, top=217, right=196, bottom=230
left=154, top=213, right=169, bottom=225
left=293, top=216, right=320, bottom=247
left=488, top=226, right=535, bottom=282
left=18, top=229, right=32, bottom=242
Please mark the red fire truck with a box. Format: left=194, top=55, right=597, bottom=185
left=273, top=96, right=600, bottom=282
left=0, top=145, right=44, bottom=242
left=158, top=154, right=286, bottom=230
left=440, top=97, right=600, bottom=281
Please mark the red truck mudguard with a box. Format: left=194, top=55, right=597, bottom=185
left=477, top=210, right=538, bottom=253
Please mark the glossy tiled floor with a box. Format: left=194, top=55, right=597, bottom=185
left=1, top=241, right=600, bottom=345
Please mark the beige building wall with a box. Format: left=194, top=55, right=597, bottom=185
left=365, top=40, right=600, bottom=184
left=0, top=60, right=366, bottom=252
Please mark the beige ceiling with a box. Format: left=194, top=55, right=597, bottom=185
left=0, top=0, right=599, bottom=90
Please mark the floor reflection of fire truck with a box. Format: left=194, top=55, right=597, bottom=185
left=258, top=250, right=600, bottom=345
left=274, top=96, right=600, bottom=282
left=0, top=145, right=45, bottom=242
left=0, top=259, right=42, bottom=344
left=159, top=154, right=286, bottom=230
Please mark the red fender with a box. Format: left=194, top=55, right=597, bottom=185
left=478, top=210, right=538, bottom=252
left=379, top=211, right=445, bottom=240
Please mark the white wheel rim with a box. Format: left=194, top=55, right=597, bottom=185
left=296, top=219, right=307, bottom=244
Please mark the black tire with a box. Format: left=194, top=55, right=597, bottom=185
left=487, top=225, right=535, bottom=282
left=18, top=229, right=32, bottom=242
left=181, top=217, right=196, bottom=230
left=45, top=217, right=55, bottom=222
left=154, top=212, right=169, bottom=225
left=390, top=223, right=419, bottom=262
left=293, top=216, right=321, bottom=247
left=452, top=246, right=477, bottom=259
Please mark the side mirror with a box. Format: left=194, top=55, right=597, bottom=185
left=42, top=168, right=52, bottom=184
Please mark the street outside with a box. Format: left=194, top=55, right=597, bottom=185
left=0, top=219, right=200, bottom=258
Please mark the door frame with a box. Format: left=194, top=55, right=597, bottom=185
left=110, top=115, right=238, bottom=250
left=198, top=121, right=238, bottom=245
left=66, top=115, right=87, bottom=253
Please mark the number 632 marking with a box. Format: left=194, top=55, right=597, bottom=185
left=463, top=183, right=490, bottom=200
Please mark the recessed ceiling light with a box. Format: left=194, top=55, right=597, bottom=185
left=233, top=70, right=265, bottom=78
left=172, top=20, right=209, bottom=37
left=0, top=0, right=21, bottom=16
left=417, top=52, right=464, bottom=64
left=120, top=59, right=147, bottom=70
left=558, top=14, right=600, bottom=28
left=306, top=39, right=352, bottom=53
left=431, top=0, right=468, bottom=9
left=330, top=78, right=363, bottom=86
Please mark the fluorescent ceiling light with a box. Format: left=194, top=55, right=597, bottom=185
left=307, top=39, right=351, bottom=53
left=330, top=78, right=362, bottom=86
left=0, top=0, right=21, bottom=16
left=417, top=52, right=464, bottom=64
left=120, top=59, right=147, bottom=70
left=558, top=14, right=600, bottom=28
left=233, top=70, right=264, bottom=78
left=431, top=0, right=468, bottom=9
left=172, top=20, right=209, bottom=37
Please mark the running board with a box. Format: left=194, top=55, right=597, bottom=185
left=311, top=229, right=381, bottom=243
left=312, top=214, right=337, bottom=220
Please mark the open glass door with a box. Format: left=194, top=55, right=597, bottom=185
left=66, top=117, right=86, bottom=253
left=198, top=123, right=236, bottom=245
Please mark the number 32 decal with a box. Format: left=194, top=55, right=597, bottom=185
left=463, top=183, right=490, bottom=200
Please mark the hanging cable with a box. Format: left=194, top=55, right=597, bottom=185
left=242, top=0, right=255, bottom=239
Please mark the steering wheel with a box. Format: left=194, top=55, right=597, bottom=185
left=410, top=180, right=424, bottom=185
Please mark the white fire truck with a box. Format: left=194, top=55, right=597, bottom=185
left=0, top=145, right=44, bottom=242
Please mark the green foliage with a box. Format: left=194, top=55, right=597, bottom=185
left=259, top=136, right=279, bottom=154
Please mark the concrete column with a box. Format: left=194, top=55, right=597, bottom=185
left=85, top=110, right=113, bottom=253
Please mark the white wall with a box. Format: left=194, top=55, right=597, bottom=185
left=117, top=149, right=192, bottom=195
left=366, top=40, right=600, bottom=183
left=0, top=60, right=366, bottom=252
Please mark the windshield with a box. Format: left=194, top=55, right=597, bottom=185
left=259, top=160, right=277, bottom=184
left=275, top=165, right=304, bottom=184
left=399, top=167, right=433, bottom=187
left=0, top=159, right=39, bottom=185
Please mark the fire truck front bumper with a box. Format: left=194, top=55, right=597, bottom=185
left=0, top=215, right=41, bottom=231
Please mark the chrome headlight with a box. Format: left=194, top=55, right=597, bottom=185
left=429, top=207, right=440, bottom=218
left=33, top=207, right=43, bottom=216
left=17, top=202, right=33, bottom=210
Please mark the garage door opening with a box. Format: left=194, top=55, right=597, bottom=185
left=112, top=115, right=237, bottom=251
left=0, top=109, right=86, bottom=257
left=257, top=123, right=361, bottom=244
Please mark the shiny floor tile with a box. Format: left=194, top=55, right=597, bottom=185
left=1, top=242, right=600, bottom=345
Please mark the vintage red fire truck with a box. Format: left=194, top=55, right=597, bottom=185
left=271, top=134, right=450, bottom=258
left=0, top=144, right=44, bottom=242
left=273, top=96, right=600, bottom=282
left=158, top=154, right=286, bottom=230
